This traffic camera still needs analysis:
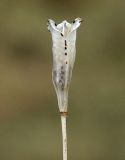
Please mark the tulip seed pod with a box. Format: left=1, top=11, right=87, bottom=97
left=47, top=18, right=82, bottom=113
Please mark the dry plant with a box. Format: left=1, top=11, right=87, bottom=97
left=47, top=18, right=82, bottom=160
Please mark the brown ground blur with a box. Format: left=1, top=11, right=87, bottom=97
left=0, top=0, right=125, bottom=160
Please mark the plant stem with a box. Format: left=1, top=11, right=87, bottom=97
left=61, top=115, right=67, bottom=160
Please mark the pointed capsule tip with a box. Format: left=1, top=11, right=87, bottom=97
left=80, top=19, right=83, bottom=23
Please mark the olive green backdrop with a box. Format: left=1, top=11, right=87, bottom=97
left=0, top=0, right=125, bottom=160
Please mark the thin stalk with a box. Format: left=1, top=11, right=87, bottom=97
left=61, top=115, right=67, bottom=160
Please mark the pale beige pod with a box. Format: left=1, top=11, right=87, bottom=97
left=47, top=18, right=82, bottom=113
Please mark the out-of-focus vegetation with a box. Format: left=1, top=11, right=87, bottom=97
left=0, top=0, right=125, bottom=160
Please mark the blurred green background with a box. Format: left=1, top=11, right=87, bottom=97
left=0, top=0, right=125, bottom=160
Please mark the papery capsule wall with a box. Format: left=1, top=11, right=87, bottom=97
left=48, top=18, right=82, bottom=112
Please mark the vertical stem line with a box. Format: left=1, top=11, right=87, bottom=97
left=61, top=115, right=67, bottom=160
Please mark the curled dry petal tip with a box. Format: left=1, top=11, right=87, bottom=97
left=70, top=17, right=82, bottom=32
left=80, top=19, right=83, bottom=23
left=47, top=18, right=82, bottom=36
left=75, top=17, right=82, bottom=22
left=78, top=18, right=83, bottom=23
left=47, top=19, right=60, bottom=33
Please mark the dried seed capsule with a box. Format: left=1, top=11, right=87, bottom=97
left=48, top=18, right=82, bottom=112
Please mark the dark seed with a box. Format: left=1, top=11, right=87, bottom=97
left=73, top=20, right=75, bottom=23
left=66, top=61, right=67, bottom=64
left=55, top=23, right=57, bottom=26
left=61, top=71, right=64, bottom=74
left=65, top=47, right=67, bottom=50
left=61, top=33, right=63, bottom=36
left=65, top=40, right=67, bottom=46
left=65, top=53, right=67, bottom=55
